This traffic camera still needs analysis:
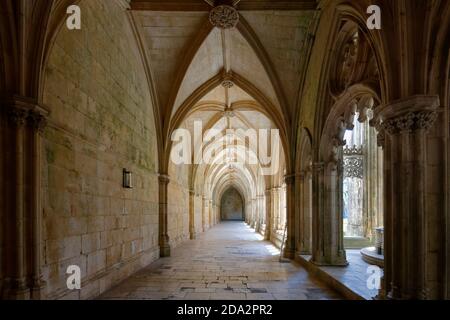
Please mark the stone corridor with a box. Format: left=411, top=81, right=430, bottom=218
left=99, top=222, right=341, bottom=300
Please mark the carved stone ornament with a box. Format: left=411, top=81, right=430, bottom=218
left=28, top=112, right=48, bottom=133
left=8, top=108, right=28, bottom=126
left=223, top=106, right=235, bottom=118
left=221, top=79, right=234, bottom=88
left=343, top=156, right=364, bottom=179
left=381, top=111, right=438, bottom=135
left=158, top=174, right=170, bottom=185
left=209, top=5, right=239, bottom=29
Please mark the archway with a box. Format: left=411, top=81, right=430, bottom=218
left=220, top=187, right=245, bottom=221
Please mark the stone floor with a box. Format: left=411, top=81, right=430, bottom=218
left=99, top=222, right=341, bottom=300
left=300, top=250, right=383, bottom=300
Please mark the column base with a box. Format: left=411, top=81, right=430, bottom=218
left=159, top=238, right=171, bottom=257
left=30, top=279, right=46, bottom=300
left=190, top=232, right=197, bottom=240
left=2, top=278, right=31, bottom=300
left=311, top=251, right=348, bottom=266
left=282, top=248, right=295, bottom=259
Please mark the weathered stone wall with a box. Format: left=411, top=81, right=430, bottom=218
left=41, top=0, right=159, bottom=299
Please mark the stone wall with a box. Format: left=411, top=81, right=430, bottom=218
left=41, top=0, right=159, bottom=299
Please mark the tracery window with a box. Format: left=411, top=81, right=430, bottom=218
left=342, top=111, right=383, bottom=241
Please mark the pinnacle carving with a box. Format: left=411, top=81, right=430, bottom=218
left=209, top=5, right=239, bottom=29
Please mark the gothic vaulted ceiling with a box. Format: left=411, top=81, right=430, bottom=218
left=129, top=0, right=319, bottom=132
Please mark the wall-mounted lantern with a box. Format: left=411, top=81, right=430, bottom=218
left=123, top=169, right=133, bottom=189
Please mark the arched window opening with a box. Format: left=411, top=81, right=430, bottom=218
left=343, top=111, right=383, bottom=248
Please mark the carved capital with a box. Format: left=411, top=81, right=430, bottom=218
left=375, top=95, right=440, bottom=135
left=3, top=96, right=50, bottom=129
left=8, top=108, right=28, bottom=127
left=28, top=111, right=48, bottom=133
left=415, top=111, right=438, bottom=131
left=312, top=162, right=325, bottom=172
left=395, top=112, right=415, bottom=133
left=284, top=174, right=295, bottom=185
left=209, top=5, right=239, bottom=29
left=381, top=111, right=438, bottom=135
left=158, top=174, right=170, bottom=185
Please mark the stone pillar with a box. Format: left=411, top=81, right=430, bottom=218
left=202, top=196, right=207, bottom=232
left=1, top=96, right=48, bottom=299
left=297, top=170, right=312, bottom=255
left=311, top=162, right=347, bottom=266
left=375, top=95, right=439, bottom=299
left=255, top=195, right=263, bottom=233
left=271, top=187, right=279, bottom=234
left=264, top=189, right=271, bottom=240
left=251, top=198, right=257, bottom=228
left=208, top=200, right=213, bottom=226
left=28, top=111, right=47, bottom=299
left=8, top=107, right=29, bottom=299
left=188, top=190, right=196, bottom=239
left=158, top=174, right=171, bottom=257
left=283, top=175, right=295, bottom=259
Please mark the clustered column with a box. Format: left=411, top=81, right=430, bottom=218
left=1, top=96, right=48, bottom=299
left=158, top=174, right=171, bottom=257
left=264, top=189, right=272, bottom=240
left=283, top=175, right=296, bottom=259
left=189, top=190, right=196, bottom=239
left=376, top=95, right=439, bottom=299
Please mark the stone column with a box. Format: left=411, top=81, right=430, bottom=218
left=297, top=170, right=312, bottom=255
left=28, top=112, right=47, bottom=299
left=375, top=95, right=439, bottom=299
left=189, top=190, right=196, bottom=239
left=1, top=96, right=49, bottom=299
left=283, top=175, right=295, bottom=259
left=208, top=200, right=213, bottom=226
left=251, top=198, right=257, bottom=228
left=271, top=187, right=279, bottom=234
left=8, top=107, right=29, bottom=299
left=158, top=174, right=171, bottom=257
left=255, top=195, right=263, bottom=233
left=202, top=196, right=207, bottom=232
left=311, top=162, right=347, bottom=266
left=264, top=189, right=271, bottom=240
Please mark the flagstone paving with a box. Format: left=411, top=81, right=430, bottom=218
left=99, top=222, right=341, bottom=300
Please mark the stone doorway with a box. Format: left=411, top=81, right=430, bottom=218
left=220, top=188, right=245, bottom=221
